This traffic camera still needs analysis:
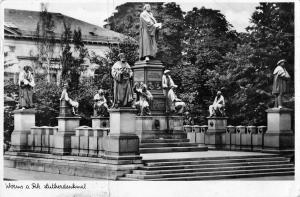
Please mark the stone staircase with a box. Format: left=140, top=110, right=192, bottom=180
left=139, top=138, right=208, bottom=153
left=119, top=154, right=294, bottom=180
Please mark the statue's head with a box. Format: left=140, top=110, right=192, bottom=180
left=217, top=91, right=222, bottom=96
left=63, top=83, right=69, bottom=89
left=144, top=4, right=151, bottom=11
left=164, top=70, right=170, bottom=76
left=98, top=89, right=104, bottom=95
left=277, top=59, right=286, bottom=66
left=118, top=53, right=126, bottom=62
left=24, top=65, right=31, bottom=72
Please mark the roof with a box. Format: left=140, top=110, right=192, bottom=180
left=4, top=8, right=130, bottom=44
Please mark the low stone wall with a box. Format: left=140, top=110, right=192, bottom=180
left=26, top=125, right=109, bottom=157
left=184, top=125, right=267, bottom=151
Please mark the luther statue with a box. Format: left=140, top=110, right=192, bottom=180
left=139, top=4, right=162, bottom=61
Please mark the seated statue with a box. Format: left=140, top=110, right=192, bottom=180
left=60, top=83, right=79, bottom=116
left=209, top=90, right=225, bottom=117
left=134, top=82, right=153, bottom=116
left=93, top=89, right=109, bottom=117
left=168, top=88, right=186, bottom=115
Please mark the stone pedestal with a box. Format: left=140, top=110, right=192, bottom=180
left=263, top=108, right=294, bottom=154
left=205, top=117, right=228, bottom=149
left=91, top=116, right=110, bottom=128
left=103, top=108, right=141, bottom=162
left=53, top=116, right=81, bottom=155
left=10, top=109, right=36, bottom=152
left=132, top=60, right=165, bottom=115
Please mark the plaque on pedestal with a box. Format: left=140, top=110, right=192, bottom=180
left=132, top=60, right=165, bottom=115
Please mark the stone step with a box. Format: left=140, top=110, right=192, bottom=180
left=144, top=156, right=288, bottom=166
left=142, top=154, right=282, bottom=163
left=141, top=139, right=190, bottom=143
left=140, top=142, right=200, bottom=148
left=140, top=160, right=290, bottom=171
left=120, top=171, right=294, bottom=181
left=139, top=146, right=208, bottom=153
left=125, top=167, right=294, bottom=180
left=133, top=163, right=294, bottom=175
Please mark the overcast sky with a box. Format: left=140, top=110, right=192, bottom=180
left=2, top=0, right=258, bottom=32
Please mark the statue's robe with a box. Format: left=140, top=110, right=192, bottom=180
left=139, top=10, right=159, bottom=59
left=19, top=71, right=35, bottom=108
left=111, top=61, right=133, bottom=107
left=162, top=74, right=176, bottom=112
left=272, top=65, right=290, bottom=95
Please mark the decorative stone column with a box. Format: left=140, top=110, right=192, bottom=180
left=263, top=108, right=294, bottom=154
left=205, top=117, right=228, bottom=149
left=132, top=60, right=165, bottom=115
left=10, top=109, right=36, bottom=152
left=53, top=100, right=81, bottom=155
left=103, top=107, right=141, bottom=163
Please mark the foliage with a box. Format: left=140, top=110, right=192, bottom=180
left=60, top=23, right=89, bottom=90
left=35, top=3, right=55, bottom=82
left=105, top=37, right=139, bottom=67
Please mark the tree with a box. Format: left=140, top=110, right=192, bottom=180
left=247, top=3, right=294, bottom=103
left=60, top=22, right=89, bottom=90
left=179, top=7, right=238, bottom=123
left=36, top=3, right=55, bottom=83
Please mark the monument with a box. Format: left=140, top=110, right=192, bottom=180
left=205, top=91, right=228, bottom=149
left=264, top=59, right=294, bottom=154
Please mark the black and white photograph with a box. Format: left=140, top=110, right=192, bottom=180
left=1, top=0, right=299, bottom=196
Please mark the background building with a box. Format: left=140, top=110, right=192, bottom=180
left=4, top=8, right=129, bottom=84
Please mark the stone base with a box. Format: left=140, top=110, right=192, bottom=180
left=103, top=134, right=140, bottom=156
left=205, top=117, right=228, bottom=149
left=4, top=152, right=143, bottom=180
left=263, top=108, right=294, bottom=154
left=10, top=109, right=36, bottom=152
left=109, top=107, right=137, bottom=134
left=135, top=115, right=185, bottom=140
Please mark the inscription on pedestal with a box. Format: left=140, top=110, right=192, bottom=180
left=147, top=71, right=162, bottom=81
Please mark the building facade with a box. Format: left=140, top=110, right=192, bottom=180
left=4, top=9, right=129, bottom=84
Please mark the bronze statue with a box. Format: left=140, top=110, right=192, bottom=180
left=60, top=83, right=79, bottom=115
left=18, top=65, right=35, bottom=109
left=209, top=91, right=225, bottom=117
left=111, top=53, right=134, bottom=108
left=272, top=59, right=290, bottom=108
left=93, top=89, right=108, bottom=117
left=139, top=4, right=162, bottom=61
left=134, top=82, right=153, bottom=116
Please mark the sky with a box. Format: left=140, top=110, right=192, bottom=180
left=2, top=0, right=258, bottom=32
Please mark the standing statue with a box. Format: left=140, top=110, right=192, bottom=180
left=19, top=65, right=35, bottom=109
left=60, top=83, right=79, bottom=115
left=272, top=59, right=290, bottom=108
left=162, top=70, right=177, bottom=113
left=134, top=82, right=153, bottom=116
left=93, top=89, right=109, bottom=117
left=111, top=53, right=134, bottom=108
left=209, top=91, right=225, bottom=117
left=139, top=4, right=162, bottom=61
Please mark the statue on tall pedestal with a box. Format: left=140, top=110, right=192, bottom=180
left=139, top=4, right=162, bottom=61
left=111, top=53, right=134, bottom=108
left=272, top=59, right=290, bottom=108
left=18, top=65, right=35, bottom=109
